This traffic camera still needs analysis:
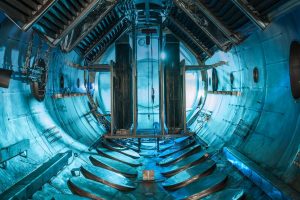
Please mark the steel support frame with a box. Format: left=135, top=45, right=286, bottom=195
left=86, top=19, right=130, bottom=63
left=103, top=132, right=194, bottom=139
left=159, top=24, right=165, bottom=135
left=181, top=60, right=187, bottom=133
left=64, top=1, right=118, bottom=52
left=190, top=0, right=242, bottom=43
left=167, top=16, right=212, bottom=57
left=0, top=151, right=72, bottom=200
left=173, top=0, right=228, bottom=51
left=0, top=0, right=58, bottom=31
left=230, top=0, right=269, bottom=30
left=165, top=27, right=207, bottom=63
left=68, top=63, right=111, bottom=72
left=185, top=61, right=227, bottom=71
left=49, top=0, right=100, bottom=46
left=110, top=61, right=115, bottom=135
left=82, top=19, right=126, bottom=58
left=132, top=17, right=137, bottom=136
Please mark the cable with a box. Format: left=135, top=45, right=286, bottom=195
left=147, top=34, right=150, bottom=120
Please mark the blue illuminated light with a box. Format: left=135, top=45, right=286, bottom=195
left=160, top=52, right=166, bottom=60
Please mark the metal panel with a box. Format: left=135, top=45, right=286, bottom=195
left=89, top=155, right=138, bottom=178
left=164, top=34, right=184, bottom=133
left=0, top=151, right=72, bottom=200
left=0, top=68, right=13, bottom=88
left=223, top=147, right=299, bottom=200
left=173, top=0, right=229, bottom=51
left=80, top=165, right=135, bottom=191
left=112, top=34, right=133, bottom=131
left=0, top=139, right=30, bottom=163
left=231, top=0, right=269, bottom=30
left=0, top=0, right=57, bottom=31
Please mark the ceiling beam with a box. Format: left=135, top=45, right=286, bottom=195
left=82, top=17, right=126, bottom=58
left=63, top=1, right=118, bottom=52
left=193, top=0, right=242, bottom=44
left=167, top=16, right=212, bottom=57
left=50, top=0, right=100, bottom=46
left=185, top=61, right=228, bottom=71
left=173, top=0, right=228, bottom=51
left=230, top=0, right=269, bottom=30
left=88, top=20, right=131, bottom=63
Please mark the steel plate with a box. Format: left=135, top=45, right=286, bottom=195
left=89, top=155, right=138, bottom=178
left=96, top=148, right=141, bottom=167
left=68, top=177, right=120, bottom=200
left=161, top=151, right=209, bottom=177
left=202, top=189, right=245, bottom=200
left=81, top=165, right=136, bottom=191
left=162, top=160, right=216, bottom=190
left=102, top=141, right=141, bottom=159
left=159, top=140, right=195, bottom=158
left=171, top=173, right=228, bottom=200
left=158, top=145, right=201, bottom=166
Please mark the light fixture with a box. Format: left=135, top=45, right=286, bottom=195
left=161, top=52, right=166, bottom=60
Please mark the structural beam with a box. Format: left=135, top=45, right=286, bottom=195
left=0, top=151, right=72, bottom=200
left=167, top=16, right=212, bottom=57
left=67, top=63, right=111, bottom=72
left=230, top=0, right=269, bottom=30
left=181, top=60, right=187, bottom=133
left=223, top=147, right=299, bottom=200
left=103, top=132, right=195, bottom=139
left=0, top=0, right=57, bottom=31
left=50, top=0, right=100, bottom=46
left=173, top=0, right=227, bottom=51
left=159, top=24, right=165, bottom=135
left=185, top=61, right=228, bottom=71
left=207, top=91, right=241, bottom=96
left=193, top=0, right=242, bottom=43
left=110, top=61, right=115, bottom=136
left=132, top=18, right=137, bottom=136
left=64, top=1, right=118, bottom=52
left=83, top=17, right=126, bottom=58
left=165, top=27, right=207, bottom=62
left=0, top=139, right=30, bottom=169
left=52, top=93, right=86, bottom=99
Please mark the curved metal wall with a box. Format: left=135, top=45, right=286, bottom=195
left=195, top=6, right=300, bottom=190
left=0, top=17, right=103, bottom=193
left=0, top=4, right=300, bottom=194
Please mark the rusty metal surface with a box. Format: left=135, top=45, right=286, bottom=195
left=81, top=164, right=136, bottom=191
left=89, top=155, right=137, bottom=178
left=162, top=160, right=216, bottom=190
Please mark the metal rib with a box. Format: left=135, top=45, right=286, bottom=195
left=230, top=0, right=269, bottom=30
left=64, top=1, right=118, bottom=52
left=174, top=0, right=228, bottom=51
left=89, top=155, right=138, bottom=178
left=167, top=16, right=212, bottom=57
left=193, top=0, right=242, bottom=43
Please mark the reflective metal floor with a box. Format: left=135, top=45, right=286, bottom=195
left=31, top=136, right=272, bottom=200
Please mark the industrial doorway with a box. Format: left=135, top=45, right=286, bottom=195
left=136, top=34, right=160, bottom=132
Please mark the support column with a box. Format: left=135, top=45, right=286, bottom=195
left=132, top=19, right=137, bottom=136
left=159, top=25, right=165, bottom=135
